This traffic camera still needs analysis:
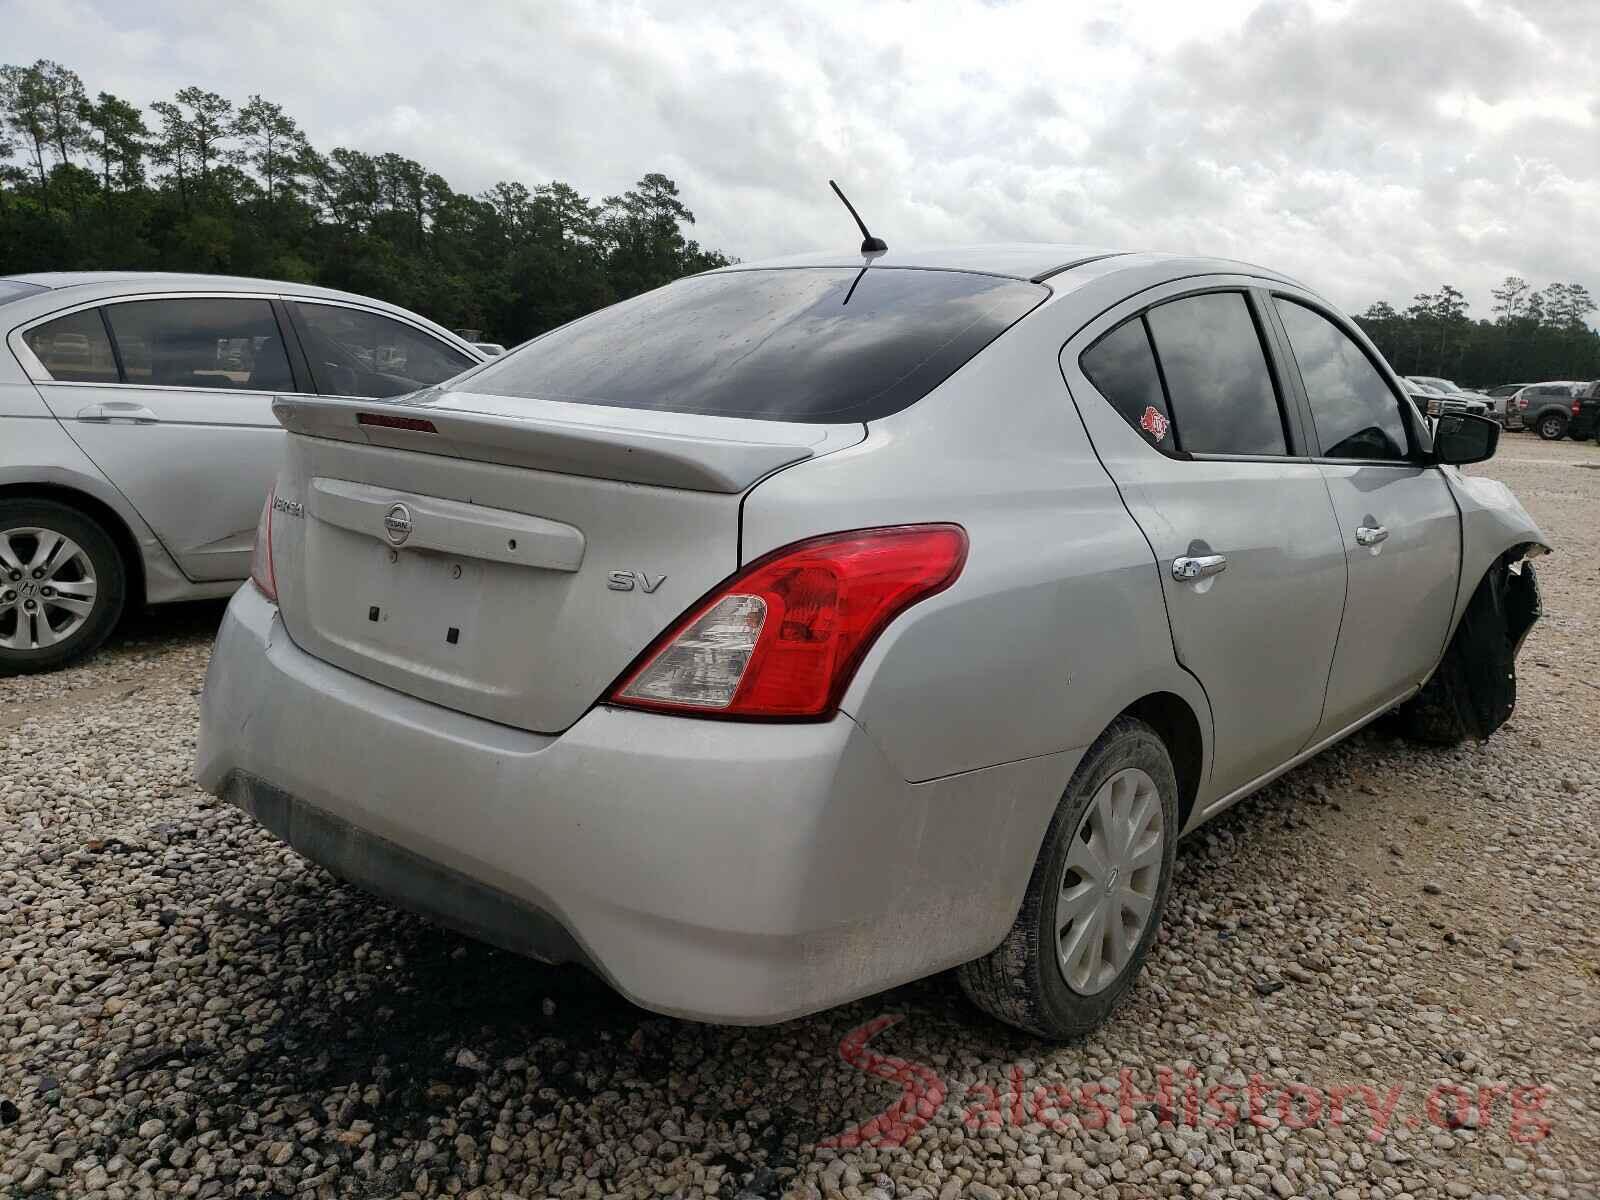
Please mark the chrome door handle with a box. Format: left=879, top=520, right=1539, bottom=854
left=1355, top=525, right=1390, bottom=547
left=77, top=402, right=159, bottom=424
left=1172, top=554, right=1227, bottom=581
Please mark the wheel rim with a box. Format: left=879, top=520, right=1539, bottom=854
left=0, top=526, right=99, bottom=651
left=1055, top=767, right=1164, bottom=996
left=1542, top=417, right=1562, bottom=438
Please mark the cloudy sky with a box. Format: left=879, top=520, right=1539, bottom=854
left=10, top=0, right=1599, bottom=315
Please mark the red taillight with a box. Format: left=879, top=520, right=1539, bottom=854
left=1517, top=396, right=1529, bottom=409
left=1574, top=401, right=1582, bottom=416
left=250, top=488, right=276, bottom=602
left=608, top=525, right=969, bottom=719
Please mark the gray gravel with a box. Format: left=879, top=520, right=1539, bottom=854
left=2, top=435, right=1598, bottom=1200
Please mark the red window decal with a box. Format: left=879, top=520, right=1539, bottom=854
left=1140, top=405, right=1170, bottom=443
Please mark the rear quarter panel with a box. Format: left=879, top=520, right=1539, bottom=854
left=740, top=289, right=1212, bottom=787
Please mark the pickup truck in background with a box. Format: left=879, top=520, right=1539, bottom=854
left=1569, top=381, right=1600, bottom=442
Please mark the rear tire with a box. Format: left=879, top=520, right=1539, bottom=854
left=1537, top=412, right=1567, bottom=440
left=0, top=500, right=126, bottom=676
left=958, top=717, right=1178, bottom=1039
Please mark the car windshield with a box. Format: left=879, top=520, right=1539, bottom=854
left=467, top=267, right=1049, bottom=423
left=0, top=279, right=47, bottom=307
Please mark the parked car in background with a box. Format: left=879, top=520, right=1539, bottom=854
left=1407, top=375, right=1468, bottom=395
left=1486, top=384, right=1528, bottom=430
left=472, top=342, right=508, bottom=357
left=1405, top=375, right=1490, bottom=402
left=1405, top=375, right=1498, bottom=423
left=1407, top=385, right=1489, bottom=421
left=198, top=243, right=1546, bottom=1039
left=1569, top=381, right=1600, bottom=442
left=1512, top=381, right=1585, bottom=440
left=1, top=272, right=485, bottom=674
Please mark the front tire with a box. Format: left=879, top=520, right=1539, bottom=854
left=1537, top=412, right=1567, bottom=440
left=0, top=500, right=126, bottom=676
left=958, top=717, right=1178, bottom=1038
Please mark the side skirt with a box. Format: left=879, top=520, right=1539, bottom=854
left=1193, top=687, right=1417, bottom=826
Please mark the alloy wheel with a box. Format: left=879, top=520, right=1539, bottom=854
left=1055, top=766, right=1165, bottom=995
left=0, top=526, right=99, bottom=651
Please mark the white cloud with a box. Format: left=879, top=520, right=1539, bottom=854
left=7, top=0, right=1599, bottom=316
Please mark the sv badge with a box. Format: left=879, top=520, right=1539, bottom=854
left=608, top=571, right=666, bottom=593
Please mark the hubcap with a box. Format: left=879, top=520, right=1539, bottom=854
left=1055, top=767, right=1164, bottom=996
left=0, top=527, right=98, bottom=652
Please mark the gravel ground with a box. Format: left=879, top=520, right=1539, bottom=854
left=2, top=434, right=1598, bottom=1200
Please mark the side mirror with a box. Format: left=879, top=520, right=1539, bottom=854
left=1433, top=412, right=1499, bottom=465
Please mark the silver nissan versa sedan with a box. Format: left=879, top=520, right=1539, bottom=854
left=197, top=244, right=1547, bottom=1038
left=0, top=273, right=483, bottom=674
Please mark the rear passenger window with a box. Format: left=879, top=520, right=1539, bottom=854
left=1079, top=317, right=1175, bottom=449
left=1274, top=298, right=1410, bottom=461
left=1145, top=293, right=1287, bottom=456
left=106, top=298, right=295, bottom=392
left=22, top=309, right=119, bottom=384
left=291, top=302, right=473, bottom=399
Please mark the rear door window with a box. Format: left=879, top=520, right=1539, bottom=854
left=1144, top=292, right=1288, bottom=455
left=106, top=298, right=295, bottom=392
left=1079, top=316, right=1176, bottom=449
left=1274, top=298, right=1410, bottom=461
left=467, top=268, right=1048, bottom=422
left=22, top=309, right=119, bottom=384
left=290, top=303, right=474, bottom=398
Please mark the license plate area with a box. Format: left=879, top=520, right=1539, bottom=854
left=304, top=523, right=524, bottom=693
left=356, top=546, right=488, bottom=663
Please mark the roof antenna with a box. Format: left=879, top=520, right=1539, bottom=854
left=829, top=180, right=887, bottom=256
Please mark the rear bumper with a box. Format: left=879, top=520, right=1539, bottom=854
left=197, top=586, right=1074, bottom=1023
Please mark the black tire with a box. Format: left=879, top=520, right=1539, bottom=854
left=0, top=499, right=126, bottom=676
left=958, top=717, right=1179, bottom=1039
left=1536, top=412, right=1567, bottom=440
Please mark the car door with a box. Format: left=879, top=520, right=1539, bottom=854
left=1062, top=284, right=1348, bottom=801
left=18, top=294, right=301, bottom=582
left=1267, top=295, right=1459, bottom=738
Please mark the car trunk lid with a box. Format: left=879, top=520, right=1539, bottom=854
left=268, top=392, right=863, bottom=732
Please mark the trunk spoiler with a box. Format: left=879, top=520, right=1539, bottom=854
left=271, top=392, right=864, bottom=494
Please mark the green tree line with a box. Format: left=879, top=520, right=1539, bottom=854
left=1355, top=279, right=1600, bottom=389
left=0, top=58, right=730, bottom=343
left=6, top=57, right=1598, bottom=384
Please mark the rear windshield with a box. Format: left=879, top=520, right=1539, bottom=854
left=467, top=267, right=1048, bottom=422
left=0, top=279, right=47, bottom=307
